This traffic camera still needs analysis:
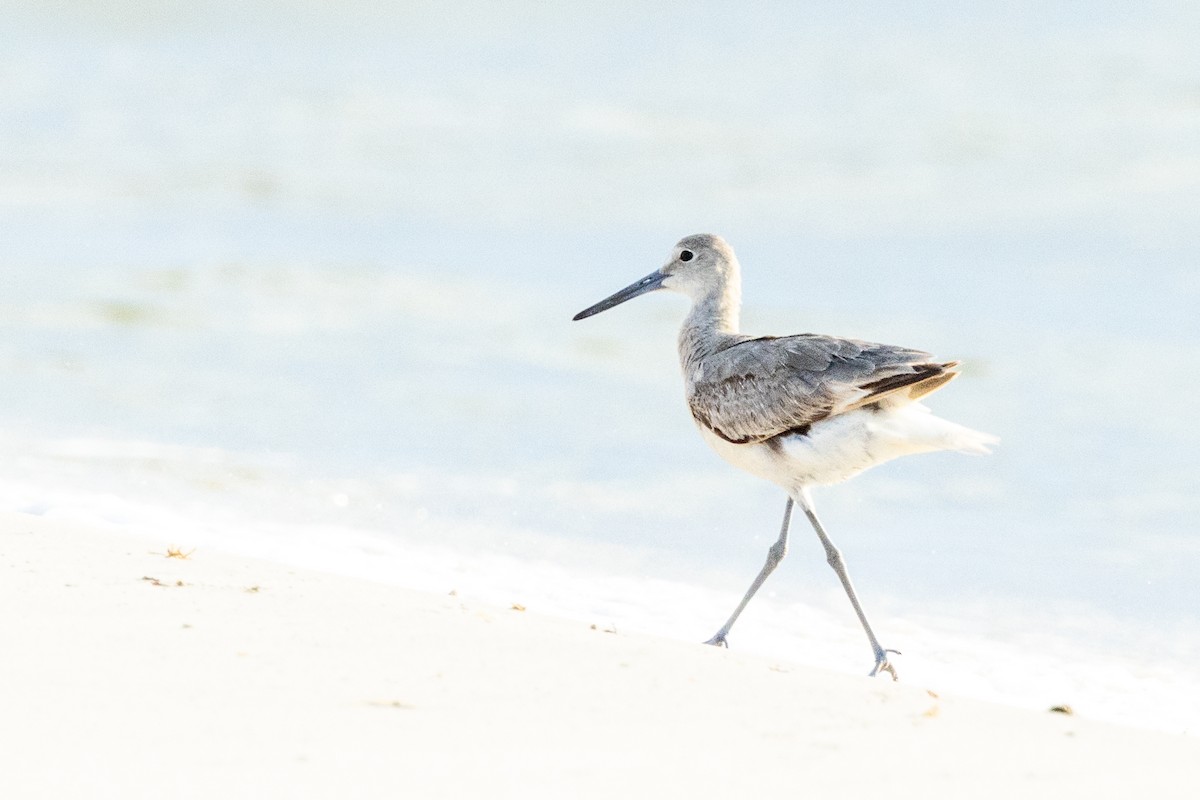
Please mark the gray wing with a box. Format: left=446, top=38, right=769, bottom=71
left=687, top=334, right=952, bottom=444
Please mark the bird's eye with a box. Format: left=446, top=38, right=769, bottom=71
left=679, top=250, right=694, bottom=262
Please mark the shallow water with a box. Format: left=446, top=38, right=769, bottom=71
left=3, top=1, right=1199, bottom=731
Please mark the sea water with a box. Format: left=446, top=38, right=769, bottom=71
left=2, top=1, right=1199, bottom=732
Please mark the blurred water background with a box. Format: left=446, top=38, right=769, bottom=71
left=2, top=1, right=1199, bottom=731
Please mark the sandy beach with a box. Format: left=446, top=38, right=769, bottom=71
left=1, top=509, right=1197, bottom=799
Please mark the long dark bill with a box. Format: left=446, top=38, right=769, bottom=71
left=572, top=270, right=666, bottom=321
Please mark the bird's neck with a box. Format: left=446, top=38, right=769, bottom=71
left=678, top=284, right=741, bottom=367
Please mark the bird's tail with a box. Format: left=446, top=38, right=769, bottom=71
left=885, top=403, right=999, bottom=455
left=950, top=424, right=1000, bottom=455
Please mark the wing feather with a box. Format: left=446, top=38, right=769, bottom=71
left=687, top=334, right=957, bottom=444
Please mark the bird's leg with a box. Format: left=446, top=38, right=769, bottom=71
left=795, top=488, right=900, bottom=680
left=705, top=497, right=793, bottom=648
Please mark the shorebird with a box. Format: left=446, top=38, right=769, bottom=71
left=573, top=234, right=996, bottom=679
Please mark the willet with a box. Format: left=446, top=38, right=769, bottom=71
left=573, top=234, right=996, bottom=679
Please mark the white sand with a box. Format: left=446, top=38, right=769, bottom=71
left=2, top=509, right=1197, bottom=799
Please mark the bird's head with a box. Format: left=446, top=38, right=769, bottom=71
left=572, top=233, right=739, bottom=321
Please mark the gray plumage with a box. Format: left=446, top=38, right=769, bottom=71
left=685, top=333, right=953, bottom=444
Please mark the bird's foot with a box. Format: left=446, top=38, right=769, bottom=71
left=869, top=649, right=901, bottom=681
left=704, top=632, right=729, bottom=648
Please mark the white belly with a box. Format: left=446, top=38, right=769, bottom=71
left=695, top=404, right=995, bottom=490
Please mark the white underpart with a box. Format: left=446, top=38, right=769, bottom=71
left=697, top=403, right=998, bottom=490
